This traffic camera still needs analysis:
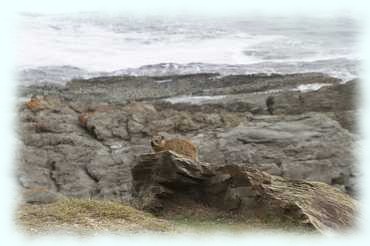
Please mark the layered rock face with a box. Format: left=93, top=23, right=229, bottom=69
left=266, top=80, right=358, bottom=132
left=132, top=151, right=357, bottom=233
left=194, top=113, right=356, bottom=194
left=17, top=96, right=134, bottom=200
left=16, top=73, right=358, bottom=204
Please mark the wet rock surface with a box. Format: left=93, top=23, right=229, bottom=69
left=17, top=73, right=358, bottom=206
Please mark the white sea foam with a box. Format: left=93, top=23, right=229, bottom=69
left=164, top=95, right=226, bottom=104
left=16, top=13, right=360, bottom=84
left=17, top=14, right=275, bottom=71
left=163, top=83, right=333, bottom=104
left=293, top=83, right=332, bottom=92
left=155, top=79, right=173, bottom=84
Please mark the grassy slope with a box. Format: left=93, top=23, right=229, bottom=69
left=16, top=198, right=314, bottom=235
left=17, top=198, right=173, bottom=235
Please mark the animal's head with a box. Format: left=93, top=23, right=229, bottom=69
left=151, top=135, right=165, bottom=148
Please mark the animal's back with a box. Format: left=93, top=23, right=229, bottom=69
left=163, top=138, right=198, bottom=161
left=26, top=97, right=45, bottom=111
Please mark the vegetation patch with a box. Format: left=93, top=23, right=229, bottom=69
left=17, top=198, right=173, bottom=235
left=16, top=198, right=316, bottom=235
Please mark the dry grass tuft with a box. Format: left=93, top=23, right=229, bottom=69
left=17, top=198, right=173, bottom=235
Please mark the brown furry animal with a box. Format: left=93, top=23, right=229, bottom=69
left=150, top=135, right=198, bottom=161
left=78, top=111, right=95, bottom=127
left=78, top=105, right=113, bottom=127
left=26, top=95, right=45, bottom=111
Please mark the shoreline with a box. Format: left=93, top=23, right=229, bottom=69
left=18, top=58, right=359, bottom=86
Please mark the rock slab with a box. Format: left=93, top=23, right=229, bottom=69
left=132, top=151, right=357, bottom=233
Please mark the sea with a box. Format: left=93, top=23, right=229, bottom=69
left=17, top=12, right=361, bottom=85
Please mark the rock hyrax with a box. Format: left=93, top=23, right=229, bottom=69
left=151, top=135, right=198, bottom=161
left=26, top=95, right=45, bottom=111
left=78, top=111, right=95, bottom=127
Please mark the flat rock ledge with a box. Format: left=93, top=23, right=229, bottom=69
left=132, top=151, right=357, bottom=233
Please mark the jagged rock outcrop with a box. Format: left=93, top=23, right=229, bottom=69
left=16, top=73, right=358, bottom=202
left=267, top=80, right=356, bottom=114
left=192, top=113, right=357, bottom=195
left=17, top=103, right=357, bottom=201
left=265, top=80, right=357, bottom=132
left=132, top=151, right=357, bottom=233
left=19, top=73, right=341, bottom=105
left=17, top=97, right=136, bottom=201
